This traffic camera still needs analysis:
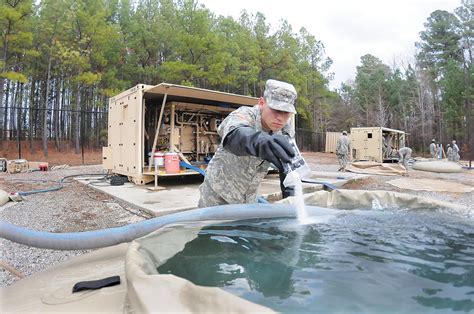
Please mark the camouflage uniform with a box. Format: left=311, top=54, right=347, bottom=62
left=336, top=133, right=351, bottom=171
left=429, top=141, right=437, bottom=158
left=452, top=141, right=460, bottom=162
left=398, top=147, right=412, bottom=167
left=198, top=105, right=294, bottom=207
left=446, top=145, right=453, bottom=161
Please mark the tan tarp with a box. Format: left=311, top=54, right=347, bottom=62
left=280, top=189, right=467, bottom=212
left=0, top=190, right=467, bottom=313
left=125, top=223, right=274, bottom=313
left=388, top=178, right=473, bottom=193
left=412, top=160, right=462, bottom=173
left=0, top=244, right=129, bottom=312
left=346, top=161, right=407, bottom=176
left=0, top=189, right=8, bottom=206
left=0, top=189, right=23, bottom=207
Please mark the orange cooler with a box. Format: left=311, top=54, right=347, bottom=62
left=164, top=152, right=180, bottom=174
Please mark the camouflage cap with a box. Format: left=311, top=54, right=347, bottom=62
left=263, top=79, right=297, bottom=113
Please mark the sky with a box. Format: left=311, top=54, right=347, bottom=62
left=198, top=0, right=461, bottom=90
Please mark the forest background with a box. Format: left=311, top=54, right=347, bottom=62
left=0, top=0, right=472, bottom=162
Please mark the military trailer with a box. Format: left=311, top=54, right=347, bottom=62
left=102, top=83, right=258, bottom=185
left=350, top=127, right=406, bottom=163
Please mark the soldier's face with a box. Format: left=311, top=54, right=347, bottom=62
left=260, top=98, right=292, bottom=131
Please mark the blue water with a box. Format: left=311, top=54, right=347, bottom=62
left=157, top=209, right=474, bottom=313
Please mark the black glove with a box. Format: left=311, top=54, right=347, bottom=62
left=223, top=127, right=295, bottom=171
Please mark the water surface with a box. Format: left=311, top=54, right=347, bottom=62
left=158, top=208, right=474, bottom=313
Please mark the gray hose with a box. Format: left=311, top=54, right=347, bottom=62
left=0, top=203, right=301, bottom=250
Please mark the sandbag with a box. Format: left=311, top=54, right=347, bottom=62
left=412, top=160, right=462, bottom=173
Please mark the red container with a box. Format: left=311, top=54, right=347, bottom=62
left=164, top=152, right=180, bottom=174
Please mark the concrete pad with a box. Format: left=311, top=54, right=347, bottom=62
left=78, top=177, right=202, bottom=216
left=78, top=171, right=369, bottom=217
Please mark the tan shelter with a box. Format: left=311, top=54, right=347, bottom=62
left=103, top=83, right=258, bottom=185
left=325, top=131, right=350, bottom=153
left=350, top=127, right=406, bottom=163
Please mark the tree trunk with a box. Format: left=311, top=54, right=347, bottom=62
left=10, top=82, right=17, bottom=142
left=75, top=88, right=81, bottom=154
left=2, top=80, right=10, bottom=143
left=29, top=79, right=36, bottom=154
left=54, top=78, right=60, bottom=150
left=43, top=54, right=53, bottom=157
left=16, top=82, right=22, bottom=158
left=0, top=77, right=4, bottom=143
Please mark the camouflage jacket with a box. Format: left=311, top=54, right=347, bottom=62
left=202, top=105, right=294, bottom=204
left=336, top=135, right=351, bottom=155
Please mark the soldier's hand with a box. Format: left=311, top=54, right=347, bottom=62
left=223, top=127, right=295, bottom=171
left=256, top=134, right=295, bottom=171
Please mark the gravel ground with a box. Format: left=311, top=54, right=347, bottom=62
left=0, top=165, right=151, bottom=287
left=1, top=154, right=473, bottom=288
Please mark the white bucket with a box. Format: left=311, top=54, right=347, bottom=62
left=154, top=152, right=165, bottom=167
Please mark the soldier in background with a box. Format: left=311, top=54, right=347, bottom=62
left=198, top=79, right=298, bottom=207
left=437, top=143, right=444, bottom=159
left=382, top=134, right=390, bottom=158
left=336, top=131, right=351, bottom=172
left=446, top=144, right=453, bottom=161
left=429, top=139, right=437, bottom=158
left=398, top=146, right=412, bottom=168
left=452, top=140, right=460, bottom=162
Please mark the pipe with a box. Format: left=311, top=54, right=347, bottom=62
left=0, top=203, right=305, bottom=250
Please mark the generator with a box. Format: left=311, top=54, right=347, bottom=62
left=350, top=127, right=406, bottom=163
left=103, top=83, right=258, bottom=185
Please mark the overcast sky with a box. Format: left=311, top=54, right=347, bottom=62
left=198, top=0, right=461, bottom=90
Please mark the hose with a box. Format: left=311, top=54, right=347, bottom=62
left=17, top=173, right=107, bottom=196
left=179, top=161, right=206, bottom=176
left=0, top=203, right=303, bottom=250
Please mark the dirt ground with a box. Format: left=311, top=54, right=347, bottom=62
left=0, top=140, right=102, bottom=166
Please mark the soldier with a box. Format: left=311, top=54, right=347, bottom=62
left=198, top=79, right=298, bottom=207
left=446, top=144, right=453, bottom=161
left=429, top=139, right=437, bottom=159
left=382, top=134, right=389, bottom=158
left=398, top=146, right=412, bottom=168
left=437, top=143, right=444, bottom=159
left=336, top=130, right=351, bottom=172
left=452, top=140, right=460, bottom=162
